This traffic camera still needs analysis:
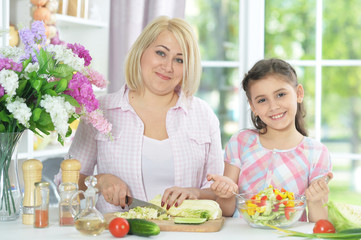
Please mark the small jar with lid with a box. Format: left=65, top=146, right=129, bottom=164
left=34, top=181, right=50, bottom=228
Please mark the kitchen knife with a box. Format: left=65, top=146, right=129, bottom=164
left=127, top=197, right=167, bottom=215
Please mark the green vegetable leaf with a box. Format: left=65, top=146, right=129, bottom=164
left=266, top=224, right=361, bottom=239
left=0, top=124, right=5, bottom=132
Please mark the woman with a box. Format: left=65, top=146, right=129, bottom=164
left=56, top=16, right=224, bottom=213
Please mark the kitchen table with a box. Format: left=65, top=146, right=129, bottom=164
left=0, top=207, right=314, bottom=240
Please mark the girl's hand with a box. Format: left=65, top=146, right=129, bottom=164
left=305, top=172, right=333, bottom=202
left=97, top=174, right=132, bottom=208
left=161, top=187, right=198, bottom=210
left=207, top=174, right=238, bottom=199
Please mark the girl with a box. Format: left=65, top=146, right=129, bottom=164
left=207, top=58, right=332, bottom=222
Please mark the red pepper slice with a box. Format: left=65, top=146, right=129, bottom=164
left=276, top=194, right=283, bottom=200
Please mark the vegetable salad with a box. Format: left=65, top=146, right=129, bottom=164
left=239, top=186, right=305, bottom=227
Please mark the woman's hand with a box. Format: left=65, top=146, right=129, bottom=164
left=161, top=187, right=199, bottom=210
left=305, top=172, right=333, bottom=202
left=96, top=174, right=132, bottom=208
left=207, top=174, right=238, bottom=199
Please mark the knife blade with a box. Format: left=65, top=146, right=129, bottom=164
left=127, top=197, right=167, bottom=215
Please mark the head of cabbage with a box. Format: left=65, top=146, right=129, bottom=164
left=150, top=195, right=222, bottom=220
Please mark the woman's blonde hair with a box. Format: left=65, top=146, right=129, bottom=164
left=124, top=16, right=201, bottom=97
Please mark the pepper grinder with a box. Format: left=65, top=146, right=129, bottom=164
left=22, top=159, right=43, bottom=225
left=61, top=159, right=81, bottom=184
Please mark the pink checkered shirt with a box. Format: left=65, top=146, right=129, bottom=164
left=56, top=85, right=224, bottom=213
left=225, top=129, right=332, bottom=220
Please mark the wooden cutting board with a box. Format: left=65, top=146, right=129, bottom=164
left=104, top=212, right=225, bottom=232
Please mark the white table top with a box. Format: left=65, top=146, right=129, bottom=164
left=0, top=208, right=314, bottom=240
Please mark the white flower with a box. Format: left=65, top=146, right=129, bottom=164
left=40, top=94, right=76, bottom=138
left=6, top=97, right=32, bottom=127
left=0, top=69, right=19, bottom=98
left=46, top=45, right=85, bottom=72
left=0, top=46, right=24, bottom=62
left=24, top=62, right=39, bottom=73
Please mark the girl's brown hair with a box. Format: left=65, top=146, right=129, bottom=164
left=242, top=58, right=308, bottom=136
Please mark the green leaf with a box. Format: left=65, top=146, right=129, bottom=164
left=57, top=134, right=64, bottom=146
left=32, top=108, right=42, bottom=122
left=38, top=111, right=53, bottom=127
left=37, top=48, right=54, bottom=74
left=44, top=89, right=58, bottom=96
left=30, top=78, right=43, bottom=92
left=42, top=81, right=59, bottom=91
left=0, top=124, right=5, bottom=132
left=65, top=126, right=72, bottom=137
left=50, top=64, right=74, bottom=78
left=16, top=79, right=28, bottom=96
left=60, top=94, right=80, bottom=108
left=0, top=110, right=10, bottom=123
left=22, top=58, right=31, bottom=70
left=55, top=78, right=68, bottom=93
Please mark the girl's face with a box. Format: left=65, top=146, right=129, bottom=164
left=249, top=75, right=304, bottom=132
left=140, top=30, right=184, bottom=96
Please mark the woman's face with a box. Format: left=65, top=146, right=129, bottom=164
left=249, top=75, right=304, bottom=132
left=140, top=30, right=184, bottom=96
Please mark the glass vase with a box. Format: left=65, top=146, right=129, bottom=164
left=0, top=132, right=23, bottom=221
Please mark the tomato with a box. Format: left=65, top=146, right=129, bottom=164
left=109, top=218, right=130, bottom=238
left=313, top=219, right=336, bottom=234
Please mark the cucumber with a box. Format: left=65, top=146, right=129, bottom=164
left=174, top=217, right=207, bottom=224
left=127, top=218, right=160, bottom=236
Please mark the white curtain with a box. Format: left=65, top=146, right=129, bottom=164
left=107, top=0, right=186, bottom=93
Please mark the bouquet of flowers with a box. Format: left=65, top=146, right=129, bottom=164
left=0, top=20, right=112, bottom=140
left=0, top=21, right=112, bottom=216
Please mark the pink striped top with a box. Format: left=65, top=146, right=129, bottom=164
left=55, top=85, right=224, bottom=213
left=225, top=129, right=332, bottom=220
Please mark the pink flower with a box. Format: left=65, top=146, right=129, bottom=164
left=85, top=68, right=108, bottom=89
left=83, top=109, right=112, bottom=135
left=65, top=72, right=99, bottom=113
left=67, top=43, right=92, bottom=66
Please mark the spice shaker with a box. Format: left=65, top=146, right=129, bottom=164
left=34, top=181, right=50, bottom=228
left=22, top=159, right=43, bottom=225
left=61, top=158, right=81, bottom=184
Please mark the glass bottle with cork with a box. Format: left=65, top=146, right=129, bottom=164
left=70, top=176, right=105, bottom=236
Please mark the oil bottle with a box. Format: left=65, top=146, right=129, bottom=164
left=70, top=176, right=105, bottom=236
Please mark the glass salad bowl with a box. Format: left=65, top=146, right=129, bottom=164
left=236, top=188, right=306, bottom=229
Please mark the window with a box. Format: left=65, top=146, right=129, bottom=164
left=186, top=0, right=361, bottom=204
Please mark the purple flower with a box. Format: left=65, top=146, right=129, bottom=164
left=64, top=72, right=99, bottom=113
left=31, top=21, right=47, bottom=45
left=67, top=43, right=92, bottom=66
left=0, top=58, right=23, bottom=72
left=18, top=21, right=47, bottom=62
